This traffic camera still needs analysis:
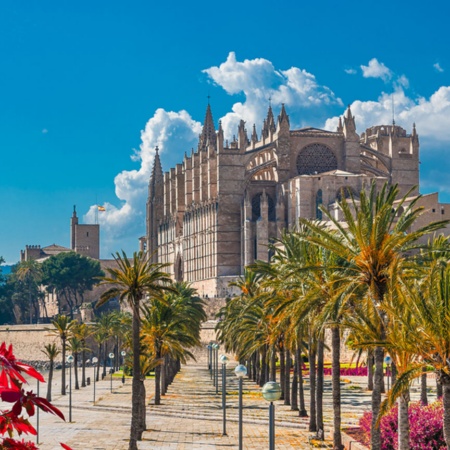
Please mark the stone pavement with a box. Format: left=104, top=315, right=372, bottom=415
left=17, top=355, right=438, bottom=449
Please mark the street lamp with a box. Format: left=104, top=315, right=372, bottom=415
left=220, top=354, right=229, bottom=436
left=213, top=344, right=220, bottom=394
left=211, top=344, right=217, bottom=387
left=92, top=357, right=98, bottom=403
left=385, top=355, right=392, bottom=391
left=66, top=354, right=74, bottom=422
left=235, top=364, right=247, bottom=450
left=121, top=351, right=126, bottom=384
left=262, top=381, right=282, bottom=450
left=109, top=352, right=115, bottom=393
left=207, top=344, right=212, bottom=375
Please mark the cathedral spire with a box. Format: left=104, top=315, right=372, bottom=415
left=251, top=124, right=258, bottom=143
left=198, top=103, right=216, bottom=151
left=343, top=104, right=357, bottom=138
left=149, top=146, right=163, bottom=198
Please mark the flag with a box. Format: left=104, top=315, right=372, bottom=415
left=98, top=205, right=106, bottom=212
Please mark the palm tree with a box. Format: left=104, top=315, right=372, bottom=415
left=47, top=315, right=75, bottom=395
left=300, top=182, right=448, bottom=450
left=97, top=251, right=172, bottom=450
left=141, top=282, right=206, bottom=404
left=67, top=335, right=86, bottom=390
left=41, top=343, right=60, bottom=401
left=72, top=322, right=92, bottom=387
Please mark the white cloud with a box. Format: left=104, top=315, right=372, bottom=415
left=434, top=62, right=444, bottom=73
left=361, top=58, right=392, bottom=82
left=203, top=52, right=342, bottom=138
left=324, top=85, right=450, bottom=146
left=84, top=109, right=202, bottom=256
left=344, top=68, right=357, bottom=75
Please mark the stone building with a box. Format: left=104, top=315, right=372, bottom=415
left=145, top=103, right=450, bottom=298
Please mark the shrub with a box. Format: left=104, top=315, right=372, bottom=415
left=359, top=400, right=445, bottom=449
left=322, top=366, right=368, bottom=376
left=0, top=342, right=72, bottom=449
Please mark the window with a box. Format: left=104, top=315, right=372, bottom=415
left=251, top=193, right=276, bottom=221
left=297, top=144, right=338, bottom=175
left=316, top=190, right=323, bottom=220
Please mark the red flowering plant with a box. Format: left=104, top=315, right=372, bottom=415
left=0, top=342, right=72, bottom=449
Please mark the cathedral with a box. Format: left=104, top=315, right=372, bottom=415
left=145, top=103, right=450, bottom=298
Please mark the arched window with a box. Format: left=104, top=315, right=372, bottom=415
left=297, top=144, right=338, bottom=175
left=316, top=189, right=323, bottom=220
left=251, top=193, right=276, bottom=221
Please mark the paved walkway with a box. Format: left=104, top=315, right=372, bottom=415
left=13, top=354, right=438, bottom=449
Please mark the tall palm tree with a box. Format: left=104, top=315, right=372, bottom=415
left=300, top=182, right=448, bottom=450
left=72, top=322, right=92, bottom=387
left=97, top=251, right=172, bottom=450
left=47, top=315, right=75, bottom=395
left=67, top=335, right=87, bottom=390
left=41, top=343, right=60, bottom=401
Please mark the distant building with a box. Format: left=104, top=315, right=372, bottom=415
left=145, top=103, right=450, bottom=299
left=20, top=206, right=99, bottom=262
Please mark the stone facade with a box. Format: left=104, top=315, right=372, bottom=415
left=146, top=104, right=450, bottom=297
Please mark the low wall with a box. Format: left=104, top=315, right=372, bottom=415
left=0, top=324, right=60, bottom=361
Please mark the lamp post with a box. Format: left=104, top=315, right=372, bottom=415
left=262, top=381, right=282, bottom=450
left=385, top=355, right=392, bottom=391
left=235, top=364, right=247, bottom=450
left=213, top=344, right=220, bottom=394
left=207, top=344, right=212, bottom=375
left=220, top=355, right=229, bottom=436
left=212, top=344, right=218, bottom=387
left=121, top=351, right=126, bottom=384
left=109, top=352, right=115, bottom=393
left=66, top=354, right=74, bottom=422
left=92, top=357, right=98, bottom=403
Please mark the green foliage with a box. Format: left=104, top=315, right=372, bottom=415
left=41, top=252, right=104, bottom=317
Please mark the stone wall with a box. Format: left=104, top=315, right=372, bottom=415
left=0, top=324, right=60, bottom=362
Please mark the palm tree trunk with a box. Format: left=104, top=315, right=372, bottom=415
left=271, top=346, right=277, bottom=382
left=129, top=302, right=142, bottom=450
left=438, top=378, right=444, bottom=399
left=81, top=348, right=86, bottom=387
left=61, top=338, right=66, bottom=396
left=367, top=349, right=374, bottom=391
left=74, top=353, right=80, bottom=389
left=309, top=339, right=317, bottom=432
left=398, top=390, right=410, bottom=450
left=370, top=345, right=384, bottom=450
left=155, top=348, right=162, bottom=405
left=284, top=349, right=291, bottom=406
left=297, top=345, right=308, bottom=417
left=260, top=346, right=267, bottom=386
left=421, top=368, right=428, bottom=405
left=161, top=356, right=167, bottom=396
left=96, top=343, right=102, bottom=382
left=316, top=337, right=324, bottom=438
left=331, top=326, right=343, bottom=450
left=279, top=347, right=285, bottom=398
left=103, top=343, right=108, bottom=378
left=47, top=361, right=54, bottom=402
left=291, top=348, right=298, bottom=411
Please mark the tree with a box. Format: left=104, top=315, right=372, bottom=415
left=47, top=315, right=76, bottom=395
left=141, top=282, right=206, bottom=404
left=41, top=252, right=104, bottom=318
left=97, top=251, right=173, bottom=450
left=41, top=343, right=60, bottom=401
left=300, top=182, right=448, bottom=450
left=15, top=260, right=44, bottom=323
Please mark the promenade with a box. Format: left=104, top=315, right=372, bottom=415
left=22, top=355, right=433, bottom=450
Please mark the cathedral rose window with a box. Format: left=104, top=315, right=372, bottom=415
left=297, top=144, right=338, bottom=175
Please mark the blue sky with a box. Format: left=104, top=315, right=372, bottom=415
left=1, top=0, right=450, bottom=264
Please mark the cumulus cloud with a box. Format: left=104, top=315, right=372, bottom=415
left=324, top=86, right=450, bottom=146
left=203, top=52, right=342, bottom=138
left=84, top=109, right=202, bottom=256
left=434, top=62, right=444, bottom=73
left=361, top=58, right=393, bottom=81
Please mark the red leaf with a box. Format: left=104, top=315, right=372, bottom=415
left=60, top=443, right=74, bottom=450
left=33, top=396, right=65, bottom=421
